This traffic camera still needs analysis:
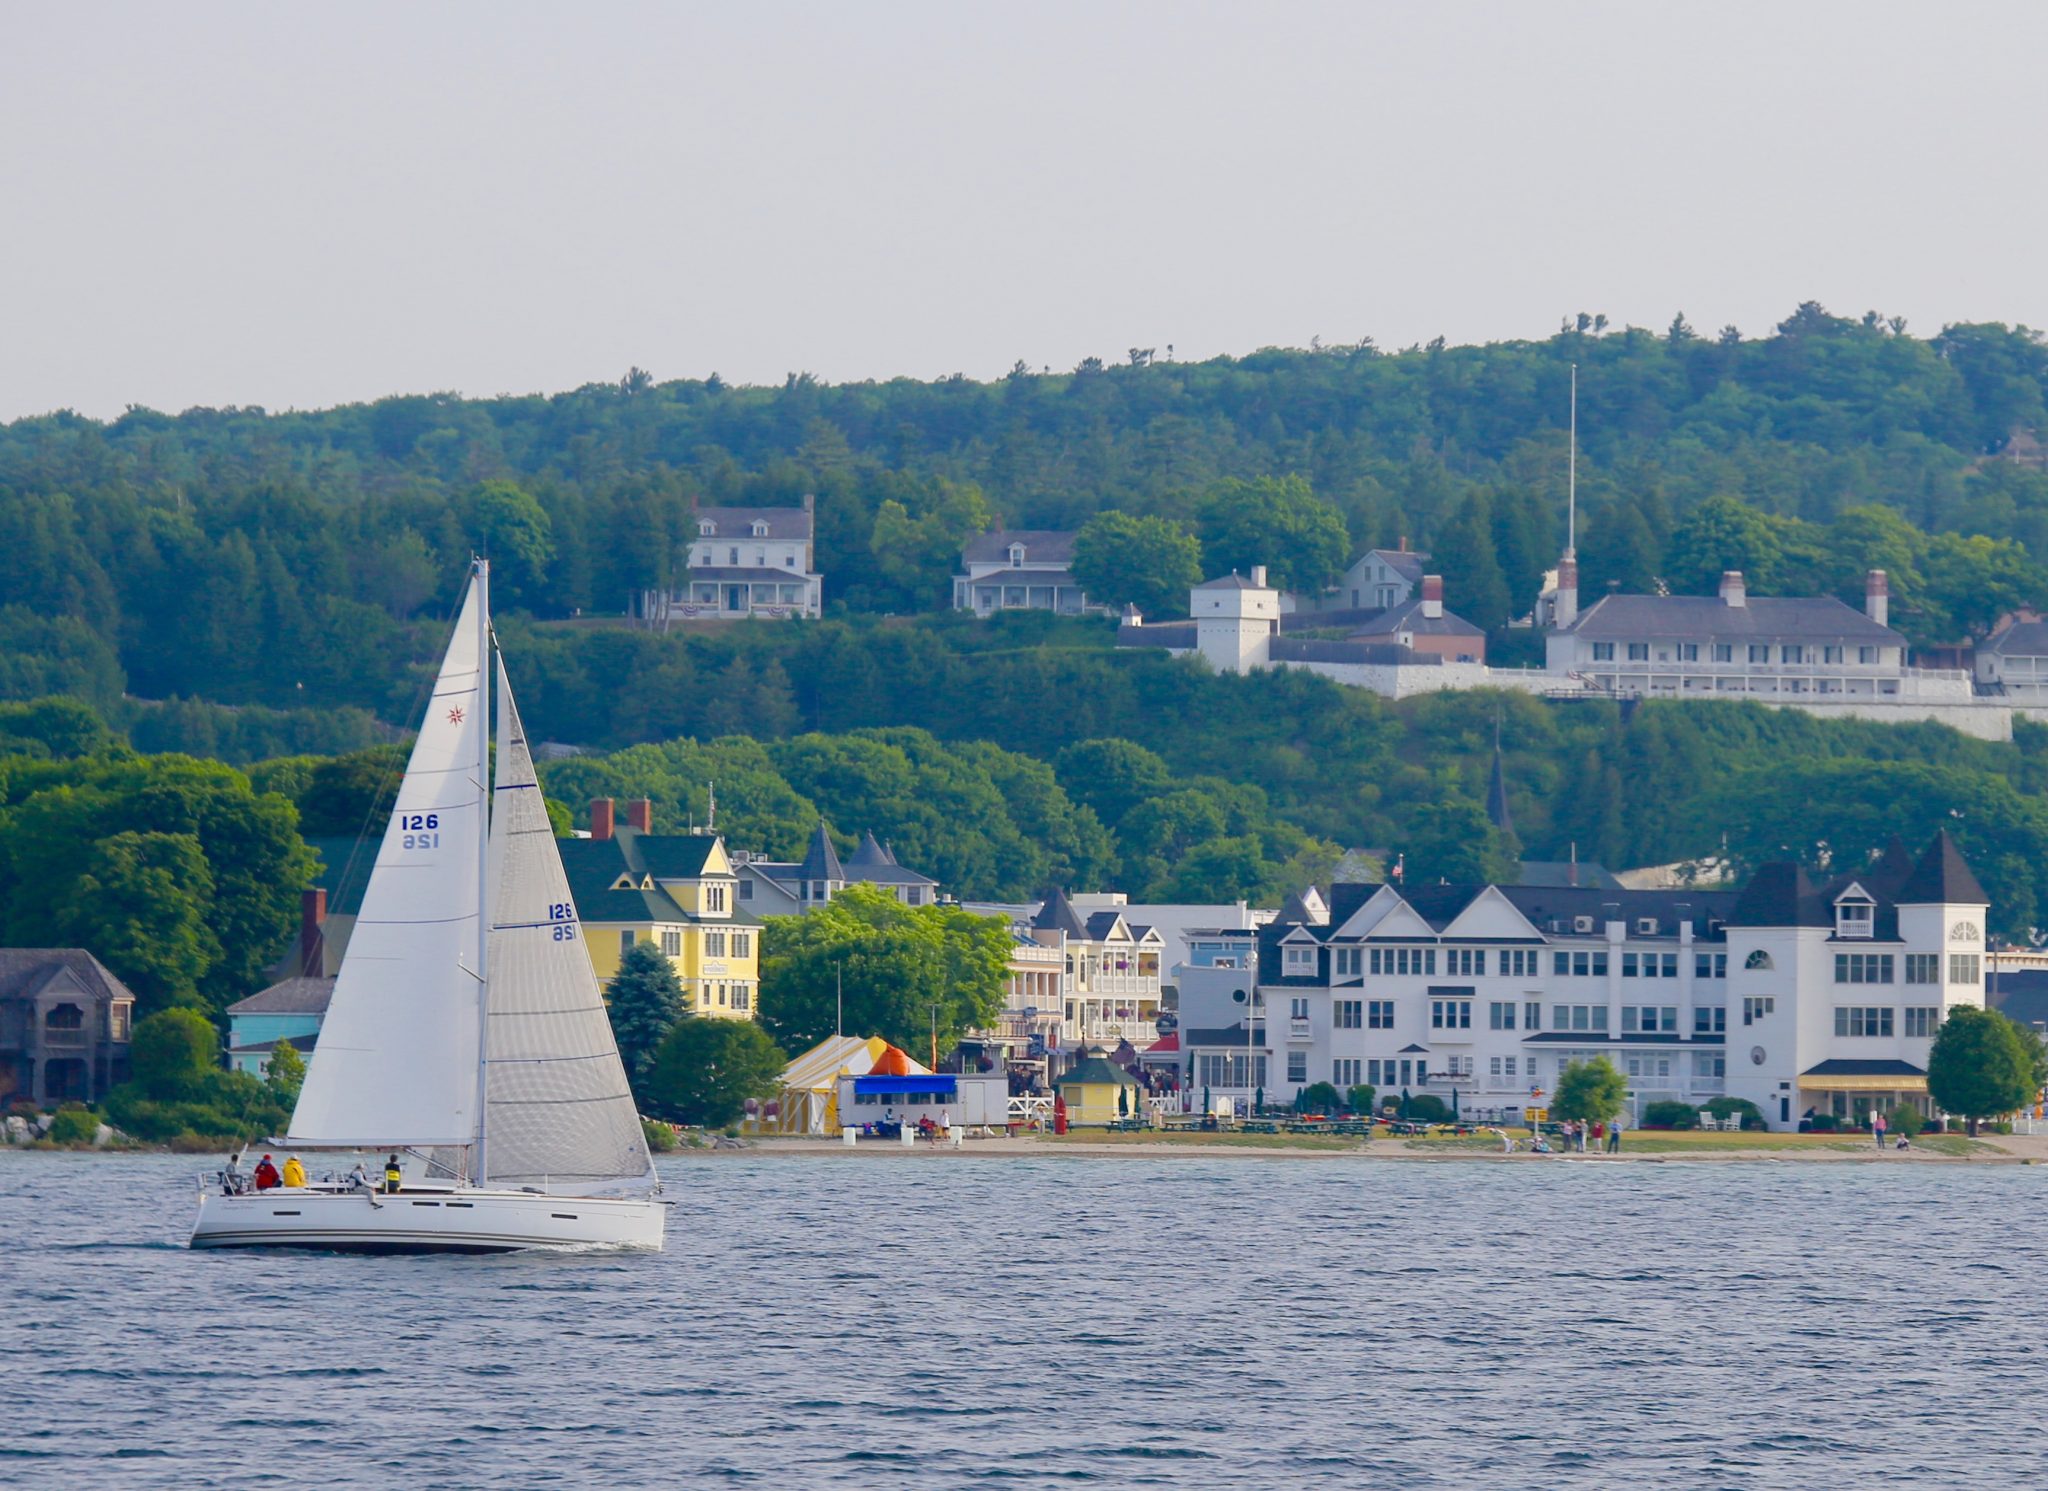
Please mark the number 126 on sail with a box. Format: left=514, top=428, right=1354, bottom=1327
left=549, top=902, right=577, bottom=940
left=395, top=811, right=439, bottom=849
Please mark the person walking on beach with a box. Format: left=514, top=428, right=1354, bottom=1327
left=1607, top=1118, right=1622, bottom=1154
left=1873, top=1110, right=1887, bottom=1150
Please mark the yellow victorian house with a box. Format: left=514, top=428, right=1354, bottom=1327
left=558, top=798, right=761, bottom=1021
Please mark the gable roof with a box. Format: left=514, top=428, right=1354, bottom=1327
left=1351, top=597, right=1486, bottom=639
left=695, top=505, right=813, bottom=541
left=1564, top=592, right=1901, bottom=643
left=0, top=949, right=136, bottom=1008
left=227, top=976, right=335, bottom=1016
left=1895, top=830, right=1989, bottom=906
left=1981, top=619, right=2048, bottom=656
left=1194, top=572, right=1269, bottom=591
left=1361, top=548, right=1429, bottom=584
left=1728, top=862, right=1831, bottom=928
left=1056, top=1055, right=1139, bottom=1088
left=961, top=529, right=1077, bottom=566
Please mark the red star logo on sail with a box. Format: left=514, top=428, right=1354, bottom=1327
left=447, top=706, right=465, bottom=724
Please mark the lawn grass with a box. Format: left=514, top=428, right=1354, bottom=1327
left=1052, top=1129, right=1357, bottom=1152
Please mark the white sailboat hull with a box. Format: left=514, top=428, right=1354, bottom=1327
left=189, top=1187, right=665, bottom=1254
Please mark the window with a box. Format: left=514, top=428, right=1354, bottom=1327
left=1290, top=996, right=1310, bottom=1020
left=731, top=985, right=752, bottom=1011
left=1334, top=948, right=1363, bottom=978
left=1622, top=1006, right=1679, bottom=1033
left=1551, top=1004, right=1609, bottom=1032
left=1283, top=945, right=1316, bottom=976
left=1905, top=954, right=1939, bottom=984
left=1490, top=1056, right=1503, bottom=1078
left=1905, top=1007, right=1940, bottom=1038
left=706, top=883, right=728, bottom=913
left=661, top=929, right=682, bottom=957
left=1524, top=1001, right=1542, bottom=1031
left=731, top=932, right=751, bottom=959
left=1834, top=953, right=1895, bottom=984
left=620, top=931, right=635, bottom=955
left=1333, top=1059, right=1361, bottom=1087
left=1694, top=1052, right=1726, bottom=1078
left=1951, top=920, right=1982, bottom=943
left=1950, top=954, right=1982, bottom=986
left=1445, top=1055, right=1474, bottom=1079
left=1287, top=1052, right=1308, bottom=1084
left=1836, top=899, right=1873, bottom=937
left=1197, top=1053, right=1268, bottom=1089
left=1823, top=645, right=1843, bottom=664
left=1626, top=642, right=1649, bottom=661
left=1782, top=644, right=1805, bottom=664
left=1695, top=952, right=1727, bottom=980
left=1742, top=995, right=1775, bottom=1024
left=1554, top=950, right=1609, bottom=977
left=1744, top=950, right=1774, bottom=971
left=1489, top=1001, right=1518, bottom=1030
left=1592, top=642, right=1616, bottom=661
left=1749, top=644, right=1770, bottom=663
left=705, top=931, right=727, bottom=957
left=1695, top=1006, right=1726, bottom=1035
left=1623, top=952, right=1671, bottom=979
left=1367, top=1000, right=1395, bottom=1029
left=1679, top=643, right=1699, bottom=662
left=1834, top=1006, right=1895, bottom=1038
left=1447, top=948, right=1486, bottom=976
left=1336, top=1000, right=1363, bottom=1029
left=1369, top=948, right=1435, bottom=976
left=738, top=880, right=753, bottom=901
left=1858, top=646, right=1877, bottom=664
left=729, top=547, right=740, bottom=564
left=1502, top=949, right=1537, bottom=977
left=1713, top=644, right=1733, bottom=663
left=1504, top=1056, right=1517, bottom=1078
left=1431, top=999, right=1472, bottom=1030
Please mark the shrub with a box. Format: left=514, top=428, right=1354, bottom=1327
left=1642, top=1100, right=1696, bottom=1130
left=1405, top=1094, right=1450, bottom=1122
left=641, top=1118, right=678, bottom=1154
left=1809, top=1112, right=1842, bottom=1131
left=1991, top=1119, right=2014, bottom=1135
left=1294, top=1081, right=1341, bottom=1116
left=129, top=1009, right=220, bottom=1099
left=1887, top=1105, right=1925, bottom=1138
left=1345, top=1084, right=1376, bottom=1116
left=1703, top=1096, right=1766, bottom=1131
left=47, top=1107, right=99, bottom=1145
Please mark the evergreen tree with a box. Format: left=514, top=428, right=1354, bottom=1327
left=607, top=941, right=688, bottom=1100
left=1432, top=493, right=1511, bottom=630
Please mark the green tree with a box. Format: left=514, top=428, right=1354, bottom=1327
left=1431, top=493, right=1511, bottom=630
left=265, top=1039, right=306, bottom=1111
left=1398, top=794, right=1510, bottom=885
left=1551, top=1056, right=1627, bottom=1125
left=1927, top=1006, right=2035, bottom=1135
left=1576, top=500, right=1661, bottom=596
left=471, top=479, right=554, bottom=607
left=643, top=1016, right=787, bottom=1127
left=128, top=1008, right=220, bottom=1099
left=1070, top=510, right=1204, bottom=617
left=607, top=940, right=687, bottom=1098
left=1663, top=496, right=1787, bottom=595
left=869, top=477, right=995, bottom=611
left=1196, top=475, right=1350, bottom=594
left=758, top=884, right=1011, bottom=1056
left=57, top=830, right=221, bottom=1017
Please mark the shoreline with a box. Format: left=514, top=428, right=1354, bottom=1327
left=683, top=1131, right=2048, bottom=1164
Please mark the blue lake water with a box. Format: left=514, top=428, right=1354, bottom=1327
left=4, top=1151, right=2041, bottom=1489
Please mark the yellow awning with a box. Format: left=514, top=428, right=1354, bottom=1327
left=1800, top=1074, right=1928, bottom=1093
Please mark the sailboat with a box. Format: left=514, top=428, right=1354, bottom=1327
left=191, top=561, right=664, bottom=1252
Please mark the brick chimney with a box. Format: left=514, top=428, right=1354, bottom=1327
left=1719, top=571, right=1747, bottom=608
left=1866, top=569, right=1889, bottom=627
left=1421, top=574, right=1444, bottom=619
left=624, top=798, right=653, bottom=833
left=1249, top=564, right=1268, bottom=588
left=590, top=798, right=615, bottom=841
left=1553, top=551, right=1579, bottom=628
left=300, top=887, right=326, bottom=976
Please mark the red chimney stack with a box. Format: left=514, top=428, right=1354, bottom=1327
left=624, top=798, right=653, bottom=832
left=1421, top=574, right=1444, bottom=619
left=300, top=887, right=327, bottom=976
left=590, top=798, right=615, bottom=841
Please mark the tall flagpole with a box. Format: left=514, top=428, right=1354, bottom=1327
left=1568, top=363, right=1577, bottom=556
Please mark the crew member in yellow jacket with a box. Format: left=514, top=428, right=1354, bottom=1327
left=280, top=1155, right=308, bottom=1188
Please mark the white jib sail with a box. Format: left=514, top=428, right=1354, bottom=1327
left=285, top=576, right=488, bottom=1150
left=483, top=658, right=656, bottom=1194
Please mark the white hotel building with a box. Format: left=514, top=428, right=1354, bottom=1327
left=1238, top=832, right=1989, bottom=1129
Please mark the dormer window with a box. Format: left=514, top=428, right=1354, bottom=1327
left=1009, top=544, right=1026, bottom=567
left=751, top=521, right=769, bottom=537
left=698, top=519, right=716, bottom=536
left=1836, top=894, right=1874, bottom=939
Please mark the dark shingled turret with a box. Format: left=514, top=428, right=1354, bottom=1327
left=848, top=830, right=895, bottom=868
left=1729, top=861, right=1831, bottom=927
left=1896, top=829, right=1989, bottom=906
left=1032, top=887, right=1089, bottom=938
left=799, top=822, right=844, bottom=883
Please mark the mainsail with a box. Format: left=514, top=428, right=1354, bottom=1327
left=286, top=577, right=487, bottom=1149
left=482, top=658, right=656, bottom=1194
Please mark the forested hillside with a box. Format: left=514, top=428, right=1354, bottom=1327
left=9, top=307, right=2048, bottom=953
left=7, top=305, right=2048, bottom=721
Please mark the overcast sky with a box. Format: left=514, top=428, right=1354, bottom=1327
left=4, top=1, right=2042, bottom=421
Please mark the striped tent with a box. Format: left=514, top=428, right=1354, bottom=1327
left=744, top=1035, right=929, bottom=1136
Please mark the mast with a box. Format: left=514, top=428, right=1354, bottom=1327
left=473, top=557, right=492, bottom=1185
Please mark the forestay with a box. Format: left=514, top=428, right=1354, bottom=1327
left=286, top=579, right=487, bottom=1149
left=483, top=659, right=655, bottom=1194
